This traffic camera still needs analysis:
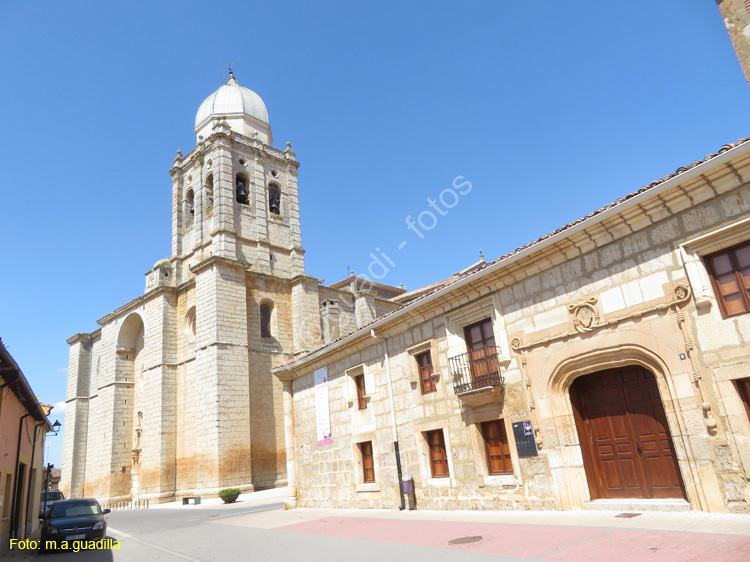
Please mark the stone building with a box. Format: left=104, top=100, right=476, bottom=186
left=716, top=0, right=750, bottom=86
left=0, top=339, right=53, bottom=551
left=61, top=72, right=403, bottom=503
left=274, top=139, right=750, bottom=513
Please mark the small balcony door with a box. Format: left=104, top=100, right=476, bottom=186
left=464, top=319, right=498, bottom=386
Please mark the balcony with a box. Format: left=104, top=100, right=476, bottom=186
left=449, top=346, right=504, bottom=405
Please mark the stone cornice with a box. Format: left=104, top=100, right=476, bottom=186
left=66, top=333, right=92, bottom=345
left=96, top=286, right=174, bottom=326
left=189, top=255, right=247, bottom=275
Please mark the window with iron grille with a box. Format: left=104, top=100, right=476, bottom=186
left=416, top=351, right=436, bottom=394
left=481, top=420, right=513, bottom=475
left=425, top=429, right=449, bottom=478
left=705, top=241, right=750, bottom=318
left=359, top=441, right=375, bottom=483
left=355, top=374, right=367, bottom=410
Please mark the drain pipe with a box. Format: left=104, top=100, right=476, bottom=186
left=370, top=329, right=405, bottom=511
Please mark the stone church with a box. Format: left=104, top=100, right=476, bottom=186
left=61, top=72, right=406, bottom=502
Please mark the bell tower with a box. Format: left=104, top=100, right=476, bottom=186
left=164, top=72, right=320, bottom=492
left=168, top=70, right=306, bottom=286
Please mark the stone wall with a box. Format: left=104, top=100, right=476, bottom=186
left=284, top=144, right=750, bottom=514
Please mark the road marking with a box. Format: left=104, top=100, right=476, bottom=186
left=108, top=526, right=207, bottom=562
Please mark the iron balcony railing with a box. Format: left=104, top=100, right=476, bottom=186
left=449, top=345, right=503, bottom=395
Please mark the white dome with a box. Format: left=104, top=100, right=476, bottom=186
left=194, top=73, right=269, bottom=131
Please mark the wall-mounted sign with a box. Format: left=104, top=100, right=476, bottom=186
left=314, top=366, right=332, bottom=445
left=512, top=420, right=538, bottom=458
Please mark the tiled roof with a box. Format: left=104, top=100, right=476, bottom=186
left=390, top=276, right=456, bottom=303
left=275, top=138, right=750, bottom=370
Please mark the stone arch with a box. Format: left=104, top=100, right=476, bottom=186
left=544, top=343, right=703, bottom=510
left=113, top=312, right=143, bottom=499
left=236, top=172, right=250, bottom=205
left=259, top=299, right=275, bottom=338
left=117, top=312, right=144, bottom=354
left=268, top=182, right=281, bottom=215
left=184, top=189, right=195, bottom=221
left=205, top=173, right=214, bottom=208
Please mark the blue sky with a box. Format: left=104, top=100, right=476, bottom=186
left=0, top=1, right=747, bottom=469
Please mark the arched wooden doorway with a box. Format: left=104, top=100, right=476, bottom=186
left=570, top=365, right=686, bottom=500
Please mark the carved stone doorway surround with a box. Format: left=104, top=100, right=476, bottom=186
left=545, top=345, right=711, bottom=512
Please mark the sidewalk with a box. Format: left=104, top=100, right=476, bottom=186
left=145, top=486, right=288, bottom=510
left=212, top=496, right=750, bottom=562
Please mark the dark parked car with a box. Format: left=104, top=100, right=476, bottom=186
left=39, top=490, right=65, bottom=517
left=40, top=498, right=110, bottom=545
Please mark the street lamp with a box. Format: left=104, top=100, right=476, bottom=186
left=51, top=420, right=61, bottom=436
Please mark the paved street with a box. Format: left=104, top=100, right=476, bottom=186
left=3, top=488, right=749, bottom=561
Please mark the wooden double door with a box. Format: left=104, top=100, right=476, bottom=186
left=571, top=366, right=686, bottom=500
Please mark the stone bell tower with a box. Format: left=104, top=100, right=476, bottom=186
left=62, top=71, right=322, bottom=502
left=169, top=69, right=306, bottom=282
left=164, top=71, right=321, bottom=491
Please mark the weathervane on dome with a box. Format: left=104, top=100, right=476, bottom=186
left=227, top=61, right=236, bottom=84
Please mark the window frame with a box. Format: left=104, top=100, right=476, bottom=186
left=705, top=240, right=750, bottom=318
left=425, top=429, right=449, bottom=478
left=359, top=441, right=375, bottom=483
left=480, top=419, right=513, bottom=475
left=416, top=350, right=436, bottom=394
left=355, top=374, right=367, bottom=410
left=736, top=378, right=750, bottom=423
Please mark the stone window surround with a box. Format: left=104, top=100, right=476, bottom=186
left=679, top=216, right=750, bottom=311
left=406, top=340, right=442, bottom=397
left=258, top=298, right=278, bottom=341
left=415, top=423, right=457, bottom=488
left=679, top=217, right=750, bottom=478
left=345, top=364, right=373, bottom=410
left=352, top=431, right=380, bottom=493
left=443, top=296, right=509, bottom=363
left=464, top=405, right=521, bottom=488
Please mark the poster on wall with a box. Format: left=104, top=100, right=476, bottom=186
left=512, top=420, right=538, bottom=458
left=314, top=366, right=332, bottom=445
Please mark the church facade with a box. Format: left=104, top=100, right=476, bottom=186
left=61, top=73, right=402, bottom=503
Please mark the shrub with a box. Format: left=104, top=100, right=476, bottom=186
left=218, top=488, right=241, bottom=497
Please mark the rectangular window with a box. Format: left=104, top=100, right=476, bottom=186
left=359, top=441, right=375, bottom=483
left=706, top=241, right=750, bottom=318
left=736, top=378, right=750, bottom=422
left=426, top=429, right=449, bottom=478
left=355, top=374, right=367, bottom=410
left=481, top=420, right=513, bottom=475
left=416, top=351, right=436, bottom=394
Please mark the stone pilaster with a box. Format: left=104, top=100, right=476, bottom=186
left=282, top=379, right=297, bottom=509
left=193, top=259, right=252, bottom=491
left=61, top=333, right=91, bottom=498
